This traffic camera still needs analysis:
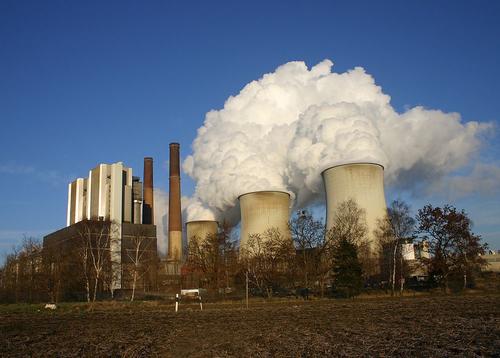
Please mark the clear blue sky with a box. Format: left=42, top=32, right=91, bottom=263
left=1, top=0, right=499, bottom=258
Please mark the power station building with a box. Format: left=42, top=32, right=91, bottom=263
left=44, top=159, right=157, bottom=298
left=66, top=162, right=143, bottom=226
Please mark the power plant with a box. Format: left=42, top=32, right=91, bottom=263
left=322, top=162, right=387, bottom=252
left=47, top=145, right=391, bottom=292
left=45, top=159, right=157, bottom=293
left=239, top=191, right=291, bottom=252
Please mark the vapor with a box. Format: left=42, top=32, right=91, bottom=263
left=183, top=59, right=492, bottom=224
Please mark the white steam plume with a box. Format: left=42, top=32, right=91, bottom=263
left=153, top=189, right=168, bottom=256
left=183, top=59, right=492, bottom=224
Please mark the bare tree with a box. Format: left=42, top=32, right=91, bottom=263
left=76, top=220, right=112, bottom=302
left=376, top=200, right=415, bottom=295
left=0, top=237, right=46, bottom=303
left=290, top=210, right=325, bottom=289
left=242, top=228, right=295, bottom=298
left=124, top=226, right=154, bottom=301
left=185, top=222, right=238, bottom=293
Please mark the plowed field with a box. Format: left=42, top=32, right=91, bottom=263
left=1, top=295, right=499, bottom=357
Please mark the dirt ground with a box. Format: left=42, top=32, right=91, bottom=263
left=1, top=294, right=499, bottom=357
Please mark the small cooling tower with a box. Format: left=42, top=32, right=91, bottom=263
left=239, top=191, right=291, bottom=252
left=186, top=220, right=218, bottom=245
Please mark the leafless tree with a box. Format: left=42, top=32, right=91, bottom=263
left=76, top=220, right=112, bottom=302
left=376, top=200, right=415, bottom=295
left=185, top=222, right=238, bottom=292
left=241, top=228, right=295, bottom=298
left=124, top=226, right=155, bottom=301
left=290, top=210, right=325, bottom=289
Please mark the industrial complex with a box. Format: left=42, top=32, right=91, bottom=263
left=43, top=140, right=438, bottom=297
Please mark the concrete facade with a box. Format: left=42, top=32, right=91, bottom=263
left=43, top=221, right=157, bottom=297
left=239, top=191, right=291, bottom=252
left=67, top=162, right=136, bottom=226
left=482, top=252, right=500, bottom=272
left=186, top=220, right=218, bottom=246
left=65, top=161, right=147, bottom=290
left=322, top=163, right=387, bottom=252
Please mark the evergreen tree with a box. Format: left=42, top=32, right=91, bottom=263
left=332, top=237, right=363, bottom=298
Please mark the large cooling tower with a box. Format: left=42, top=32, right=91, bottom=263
left=239, top=191, right=291, bottom=252
left=186, top=220, right=218, bottom=246
left=322, top=163, right=387, bottom=251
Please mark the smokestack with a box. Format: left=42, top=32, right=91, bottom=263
left=322, top=162, right=387, bottom=266
left=168, top=143, right=183, bottom=261
left=143, top=157, right=154, bottom=225
left=239, top=191, right=291, bottom=254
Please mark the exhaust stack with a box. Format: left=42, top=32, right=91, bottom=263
left=142, top=157, right=154, bottom=225
left=168, top=143, right=183, bottom=261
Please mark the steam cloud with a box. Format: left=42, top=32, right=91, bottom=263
left=183, top=59, right=491, bottom=224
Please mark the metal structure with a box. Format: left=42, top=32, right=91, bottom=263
left=322, top=162, right=387, bottom=252
left=238, top=190, right=291, bottom=252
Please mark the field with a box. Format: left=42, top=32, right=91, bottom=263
left=1, top=294, right=499, bottom=357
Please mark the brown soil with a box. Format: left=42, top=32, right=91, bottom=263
left=1, top=294, right=499, bottom=357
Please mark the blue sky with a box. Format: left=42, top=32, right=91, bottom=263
left=1, top=0, right=499, bottom=258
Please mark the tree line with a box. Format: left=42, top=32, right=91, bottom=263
left=0, top=200, right=488, bottom=303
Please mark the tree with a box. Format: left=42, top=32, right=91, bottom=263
left=124, top=226, right=155, bottom=301
left=76, top=220, right=112, bottom=302
left=289, top=210, right=326, bottom=289
left=0, top=237, right=46, bottom=303
left=241, top=228, right=295, bottom=298
left=376, top=200, right=415, bottom=295
left=327, top=199, right=372, bottom=280
left=416, top=204, right=487, bottom=291
left=331, top=237, right=363, bottom=298
left=185, top=222, right=238, bottom=292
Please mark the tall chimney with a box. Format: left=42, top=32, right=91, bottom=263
left=143, top=157, right=154, bottom=225
left=168, top=143, right=182, bottom=261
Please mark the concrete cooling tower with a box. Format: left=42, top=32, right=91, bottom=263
left=239, top=191, right=291, bottom=252
left=186, top=220, right=218, bottom=245
left=322, top=163, right=387, bottom=252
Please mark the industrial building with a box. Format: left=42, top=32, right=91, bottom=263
left=481, top=250, right=500, bottom=272
left=44, top=158, right=158, bottom=297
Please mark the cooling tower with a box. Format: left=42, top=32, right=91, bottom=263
left=239, top=191, right=291, bottom=252
left=168, top=143, right=183, bottom=261
left=143, top=157, right=154, bottom=225
left=186, top=220, right=218, bottom=246
left=322, top=163, right=387, bottom=251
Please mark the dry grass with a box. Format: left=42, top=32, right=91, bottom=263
left=1, top=294, right=499, bottom=357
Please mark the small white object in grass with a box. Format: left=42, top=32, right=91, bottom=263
left=44, top=303, right=57, bottom=310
